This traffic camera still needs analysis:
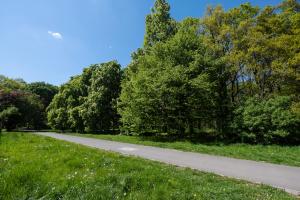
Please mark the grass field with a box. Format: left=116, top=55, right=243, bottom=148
left=0, top=132, right=296, bottom=200
left=69, top=133, right=300, bottom=167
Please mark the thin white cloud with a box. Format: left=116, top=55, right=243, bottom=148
left=108, top=45, right=113, bottom=49
left=48, top=31, right=63, bottom=40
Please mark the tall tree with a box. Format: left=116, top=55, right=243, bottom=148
left=47, top=61, right=122, bottom=132
left=81, top=61, right=122, bottom=132
left=47, top=76, right=84, bottom=132
left=200, top=5, right=233, bottom=133
left=144, top=0, right=177, bottom=47
left=119, top=18, right=218, bottom=136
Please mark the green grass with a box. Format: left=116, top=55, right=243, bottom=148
left=69, top=133, right=300, bottom=167
left=0, top=133, right=296, bottom=200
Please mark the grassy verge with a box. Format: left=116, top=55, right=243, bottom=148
left=0, top=132, right=296, bottom=199
left=69, top=133, right=300, bottom=167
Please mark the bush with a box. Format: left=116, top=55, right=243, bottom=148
left=232, top=96, right=300, bottom=144
left=0, top=106, right=21, bottom=131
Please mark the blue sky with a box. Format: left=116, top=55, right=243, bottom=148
left=0, top=0, right=282, bottom=85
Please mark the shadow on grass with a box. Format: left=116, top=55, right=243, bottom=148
left=12, top=129, right=297, bottom=146
left=131, top=132, right=232, bottom=146
left=14, top=128, right=228, bottom=146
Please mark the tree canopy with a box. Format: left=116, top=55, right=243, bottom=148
left=0, top=76, right=56, bottom=130
left=144, top=0, right=177, bottom=48
left=26, top=82, right=58, bottom=109
left=47, top=61, right=122, bottom=132
left=118, top=0, right=300, bottom=144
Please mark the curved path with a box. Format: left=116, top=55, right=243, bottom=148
left=32, top=132, right=300, bottom=196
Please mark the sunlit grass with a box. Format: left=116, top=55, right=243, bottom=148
left=0, top=132, right=296, bottom=199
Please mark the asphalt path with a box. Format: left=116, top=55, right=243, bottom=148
left=32, top=132, right=300, bottom=195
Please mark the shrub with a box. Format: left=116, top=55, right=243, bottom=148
left=232, top=96, right=300, bottom=144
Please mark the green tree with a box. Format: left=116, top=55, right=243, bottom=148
left=144, top=0, right=177, bottom=47
left=81, top=61, right=122, bottom=132
left=0, top=76, right=45, bottom=130
left=0, top=75, right=25, bottom=91
left=47, top=61, right=122, bottom=132
left=119, top=18, right=218, bottom=136
left=47, top=76, right=85, bottom=132
left=0, top=90, right=44, bottom=130
left=26, top=82, right=58, bottom=108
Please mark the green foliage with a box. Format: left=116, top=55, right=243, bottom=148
left=144, top=0, right=177, bottom=47
left=0, top=133, right=295, bottom=199
left=81, top=62, right=122, bottom=132
left=47, top=76, right=84, bottom=131
left=47, top=61, right=122, bottom=132
left=0, top=87, right=44, bottom=130
left=119, top=18, right=218, bottom=136
left=20, top=93, right=45, bottom=129
left=0, top=106, right=20, bottom=131
left=26, top=82, right=58, bottom=108
left=232, top=96, right=300, bottom=144
left=0, top=75, right=26, bottom=91
left=0, top=76, right=56, bottom=130
left=2, top=0, right=300, bottom=144
left=118, top=0, right=300, bottom=144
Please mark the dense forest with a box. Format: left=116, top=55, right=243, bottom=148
left=1, top=0, right=299, bottom=144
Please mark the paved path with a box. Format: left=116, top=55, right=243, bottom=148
left=33, top=132, right=300, bottom=195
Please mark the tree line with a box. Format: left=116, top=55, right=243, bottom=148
left=0, top=76, right=58, bottom=130
left=119, top=0, right=300, bottom=144
left=1, top=0, right=299, bottom=144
